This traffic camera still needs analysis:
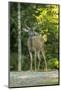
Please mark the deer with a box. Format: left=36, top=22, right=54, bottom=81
left=23, top=25, right=47, bottom=72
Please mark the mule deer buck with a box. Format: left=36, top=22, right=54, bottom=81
left=23, top=26, right=47, bottom=72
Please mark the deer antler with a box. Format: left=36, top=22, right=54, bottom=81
left=22, top=24, right=31, bottom=32
left=25, top=25, right=30, bottom=30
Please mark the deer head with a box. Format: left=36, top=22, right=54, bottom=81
left=23, top=25, right=47, bottom=43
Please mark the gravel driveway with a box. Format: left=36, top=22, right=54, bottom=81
left=9, top=70, right=59, bottom=87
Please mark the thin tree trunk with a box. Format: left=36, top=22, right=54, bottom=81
left=18, top=3, right=21, bottom=71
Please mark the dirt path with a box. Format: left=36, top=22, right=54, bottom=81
left=9, top=70, right=59, bottom=87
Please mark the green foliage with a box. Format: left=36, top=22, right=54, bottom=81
left=10, top=2, right=18, bottom=52
left=48, top=58, right=59, bottom=69
left=10, top=53, right=18, bottom=71
left=21, top=55, right=31, bottom=71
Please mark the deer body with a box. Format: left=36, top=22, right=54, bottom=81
left=28, top=34, right=47, bottom=71
left=23, top=26, right=47, bottom=71
left=28, top=35, right=44, bottom=51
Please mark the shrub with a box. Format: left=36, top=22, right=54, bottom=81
left=48, top=58, right=59, bottom=69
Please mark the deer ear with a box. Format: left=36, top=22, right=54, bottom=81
left=43, top=34, right=47, bottom=42
left=22, top=28, right=28, bottom=32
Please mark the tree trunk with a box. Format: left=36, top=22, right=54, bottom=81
left=18, top=3, right=21, bottom=71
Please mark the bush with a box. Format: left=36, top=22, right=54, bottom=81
left=10, top=53, right=18, bottom=71
left=21, top=55, right=30, bottom=71
left=48, top=58, right=59, bottom=69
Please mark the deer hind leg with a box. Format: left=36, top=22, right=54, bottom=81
left=37, top=52, right=41, bottom=71
left=41, top=49, right=47, bottom=72
left=29, top=51, right=33, bottom=71
left=34, top=51, right=37, bottom=72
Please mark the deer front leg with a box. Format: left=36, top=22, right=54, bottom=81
left=37, top=52, right=41, bottom=71
left=29, top=51, right=33, bottom=71
left=41, top=49, right=47, bottom=71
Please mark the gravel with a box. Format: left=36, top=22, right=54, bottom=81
left=9, top=70, right=59, bottom=87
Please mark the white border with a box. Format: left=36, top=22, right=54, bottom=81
left=0, top=0, right=61, bottom=90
